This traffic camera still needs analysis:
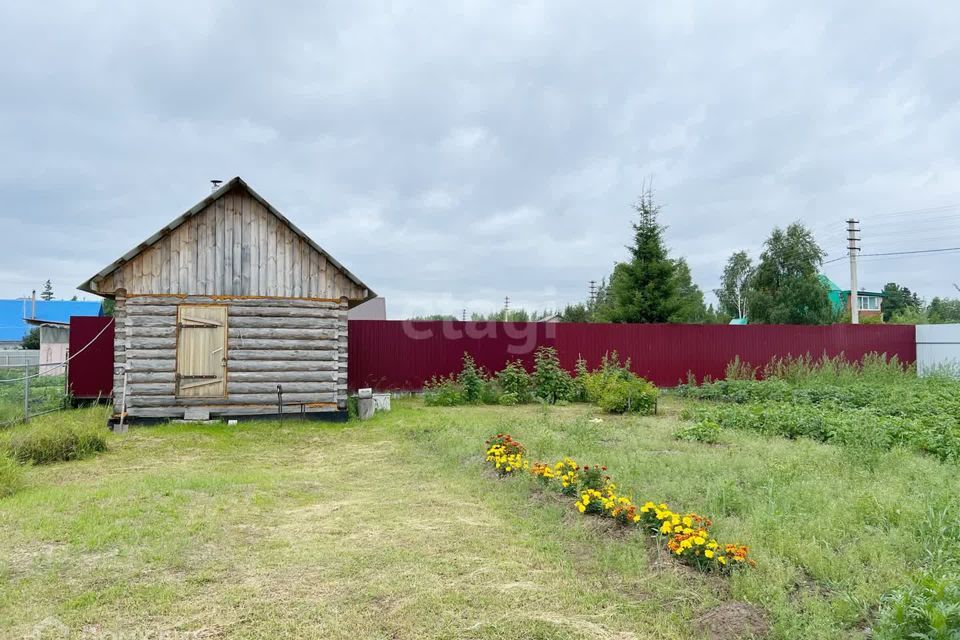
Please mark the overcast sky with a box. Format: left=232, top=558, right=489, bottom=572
left=2, top=2, right=959, bottom=318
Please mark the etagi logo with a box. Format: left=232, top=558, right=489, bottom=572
left=399, top=320, right=556, bottom=355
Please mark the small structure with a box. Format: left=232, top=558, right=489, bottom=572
left=78, top=177, right=374, bottom=423
left=819, top=275, right=885, bottom=321
left=23, top=319, right=70, bottom=376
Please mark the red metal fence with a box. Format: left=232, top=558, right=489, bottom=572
left=348, top=320, right=917, bottom=390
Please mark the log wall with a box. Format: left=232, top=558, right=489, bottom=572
left=115, top=294, right=347, bottom=419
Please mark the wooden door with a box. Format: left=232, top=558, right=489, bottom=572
left=175, top=305, right=228, bottom=397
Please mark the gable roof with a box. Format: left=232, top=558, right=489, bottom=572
left=78, top=177, right=374, bottom=299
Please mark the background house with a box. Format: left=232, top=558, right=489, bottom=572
left=79, top=177, right=374, bottom=423
left=819, top=275, right=885, bottom=320
left=347, top=297, right=387, bottom=320
left=0, top=299, right=102, bottom=349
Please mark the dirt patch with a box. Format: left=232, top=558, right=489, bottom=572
left=560, top=509, right=637, bottom=540
left=529, top=488, right=571, bottom=508
left=692, top=602, right=769, bottom=640
left=644, top=544, right=703, bottom=580
left=788, top=567, right=834, bottom=603
left=584, top=517, right=637, bottom=541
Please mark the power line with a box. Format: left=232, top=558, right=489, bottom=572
left=859, top=247, right=960, bottom=258
left=866, top=203, right=960, bottom=220
left=824, top=246, right=960, bottom=265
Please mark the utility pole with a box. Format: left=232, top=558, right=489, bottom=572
left=588, top=280, right=597, bottom=306
left=503, top=296, right=510, bottom=314
left=461, top=308, right=466, bottom=322
left=847, top=218, right=861, bottom=324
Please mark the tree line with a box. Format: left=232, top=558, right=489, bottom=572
left=412, top=190, right=960, bottom=325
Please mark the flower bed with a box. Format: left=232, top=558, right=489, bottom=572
left=483, top=433, right=528, bottom=475
left=485, top=434, right=754, bottom=574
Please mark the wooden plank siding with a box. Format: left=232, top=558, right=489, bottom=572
left=93, top=187, right=368, bottom=301
left=118, top=296, right=347, bottom=418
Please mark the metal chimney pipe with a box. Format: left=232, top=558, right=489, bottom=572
left=210, top=179, right=223, bottom=192
left=31, top=290, right=36, bottom=318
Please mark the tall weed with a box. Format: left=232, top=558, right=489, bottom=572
left=0, top=452, right=23, bottom=497
left=3, top=420, right=108, bottom=464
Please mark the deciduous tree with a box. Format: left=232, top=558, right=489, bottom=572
left=715, top=251, right=754, bottom=320
left=747, top=223, right=832, bottom=324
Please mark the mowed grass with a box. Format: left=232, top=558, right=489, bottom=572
left=1, top=398, right=958, bottom=639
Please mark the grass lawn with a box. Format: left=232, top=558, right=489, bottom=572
left=2, top=397, right=958, bottom=639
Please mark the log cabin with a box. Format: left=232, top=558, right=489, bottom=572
left=78, top=177, right=374, bottom=424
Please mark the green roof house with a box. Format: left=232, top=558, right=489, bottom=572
left=818, top=275, right=885, bottom=320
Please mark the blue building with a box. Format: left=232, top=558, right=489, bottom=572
left=0, top=299, right=103, bottom=348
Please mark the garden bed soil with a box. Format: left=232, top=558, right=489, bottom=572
left=692, top=602, right=769, bottom=640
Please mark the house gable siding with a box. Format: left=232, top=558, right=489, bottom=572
left=92, top=186, right=367, bottom=301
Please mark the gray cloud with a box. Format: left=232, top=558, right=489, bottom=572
left=2, top=1, right=959, bottom=317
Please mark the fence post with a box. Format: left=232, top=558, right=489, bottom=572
left=23, top=360, right=29, bottom=423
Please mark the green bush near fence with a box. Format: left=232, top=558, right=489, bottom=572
left=423, top=348, right=658, bottom=413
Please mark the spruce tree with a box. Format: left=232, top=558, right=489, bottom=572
left=40, top=280, right=54, bottom=301
left=605, top=190, right=678, bottom=323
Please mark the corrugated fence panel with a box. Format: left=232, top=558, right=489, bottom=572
left=348, top=320, right=557, bottom=390
left=349, top=321, right=916, bottom=390
left=554, top=323, right=917, bottom=386
left=69, top=316, right=115, bottom=399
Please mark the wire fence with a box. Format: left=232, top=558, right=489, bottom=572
left=0, top=350, right=40, bottom=368
left=0, top=362, right=70, bottom=428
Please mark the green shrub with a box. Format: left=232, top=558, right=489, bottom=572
left=875, top=571, right=960, bottom=640
left=479, top=379, right=503, bottom=405
left=495, top=360, right=533, bottom=403
left=532, top=347, right=575, bottom=404
left=674, top=420, right=722, bottom=444
left=5, top=421, right=108, bottom=465
left=581, top=352, right=634, bottom=404
left=498, top=392, right=519, bottom=406
left=597, top=376, right=657, bottom=414
left=0, top=452, right=23, bottom=497
left=457, top=353, right=488, bottom=404
left=423, top=375, right=465, bottom=406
